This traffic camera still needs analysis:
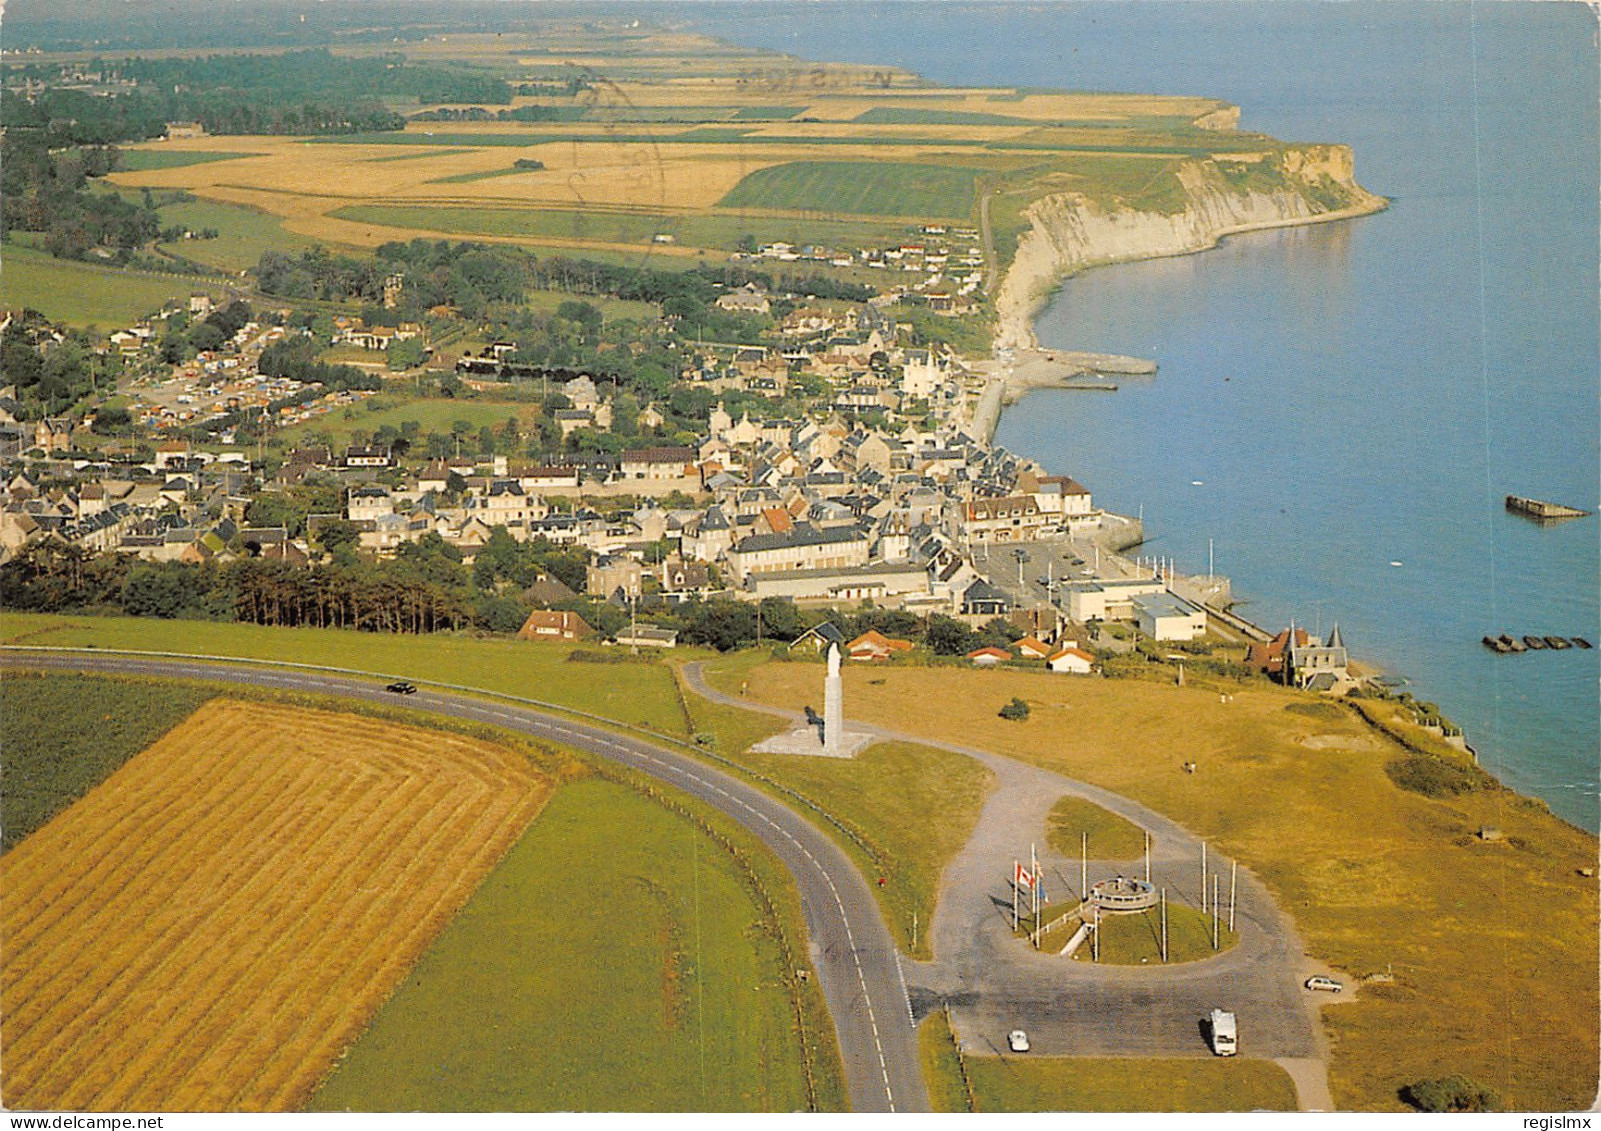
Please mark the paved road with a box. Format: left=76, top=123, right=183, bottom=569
left=683, top=661, right=1337, bottom=1110
left=1, top=650, right=928, bottom=1115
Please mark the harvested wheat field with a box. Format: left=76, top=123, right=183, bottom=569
left=1, top=699, right=552, bottom=1113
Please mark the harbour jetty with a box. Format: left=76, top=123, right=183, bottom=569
left=1506, top=495, right=1591, bottom=521
left=972, top=348, right=1156, bottom=440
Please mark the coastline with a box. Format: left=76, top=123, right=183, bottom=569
left=974, top=165, right=1599, bottom=829
left=992, top=194, right=1390, bottom=357
left=975, top=185, right=1388, bottom=444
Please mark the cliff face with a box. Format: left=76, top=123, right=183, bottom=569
left=994, top=145, right=1387, bottom=350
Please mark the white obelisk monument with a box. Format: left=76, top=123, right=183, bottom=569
left=823, top=642, right=844, bottom=755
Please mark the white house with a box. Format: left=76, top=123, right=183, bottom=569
left=1046, top=646, right=1096, bottom=674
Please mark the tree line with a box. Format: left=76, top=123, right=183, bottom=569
left=0, top=532, right=1018, bottom=657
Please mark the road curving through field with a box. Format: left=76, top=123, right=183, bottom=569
left=0, top=648, right=927, bottom=1115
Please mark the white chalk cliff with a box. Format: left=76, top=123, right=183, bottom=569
left=994, top=145, right=1387, bottom=350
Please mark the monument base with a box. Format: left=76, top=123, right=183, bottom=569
left=753, top=726, right=873, bottom=759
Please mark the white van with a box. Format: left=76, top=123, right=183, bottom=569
left=1209, top=1009, right=1237, bottom=1056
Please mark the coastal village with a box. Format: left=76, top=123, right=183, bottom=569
left=2, top=9, right=1594, bottom=1121
left=1, top=266, right=1362, bottom=696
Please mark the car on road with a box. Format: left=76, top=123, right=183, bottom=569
left=384, top=681, right=417, bottom=695
left=1304, top=975, right=1344, bottom=993
left=1007, top=1030, right=1030, bottom=1053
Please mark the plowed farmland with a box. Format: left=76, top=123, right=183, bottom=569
left=1, top=700, right=552, bottom=1112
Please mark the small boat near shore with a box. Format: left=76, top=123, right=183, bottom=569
left=1545, top=636, right=1572, bottom=650
left=1499, top=634, right=1527, bottom=653
left=1506, top=495, right=1592, bottom=521
left=1483, top=635, right=1512, bottom=653
left=1573, top=637, right=1594, bottom=649
left=1523, top=635, right=1548, bottom=650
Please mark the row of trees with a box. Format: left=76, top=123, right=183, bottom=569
left=0, top=533, right=1017, bottom=657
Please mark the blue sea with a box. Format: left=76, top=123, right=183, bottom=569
left=691, top=2, right=1601, bottom=831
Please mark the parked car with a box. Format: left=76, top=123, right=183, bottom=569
left=1007, top=1030, right=1030, bottom=1053
left=385, top=680, right=417, bottom=695
left=1304, top=975, right=1344, bottom=993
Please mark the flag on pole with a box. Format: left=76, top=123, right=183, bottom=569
left=1014, top=862, right=1034, bottom=890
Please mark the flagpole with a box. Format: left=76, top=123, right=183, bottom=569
left=1081, top=831, right=1087, bottom=902
left=1144, top=831, right=1150, bottom=884
left=1031, top=842, right=1039, bottom=948
left=1229, top=860, right=1238, bottom=933
left=1201, top=840, right=1208, bottom=915
left=1160, top=886, right=1168, bottom=963
left=1212, top=874, right=1220, bottom=950
left=1012, top=859, right=1018, bottom=932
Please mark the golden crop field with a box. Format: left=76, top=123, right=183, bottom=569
left=1, top=700, right=552, bottom=1113
left=101, top=26, right=1244, bottom=263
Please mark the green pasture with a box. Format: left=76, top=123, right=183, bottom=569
left=270, top=396, right=536, bottom=447
left=328, top=203, right=915, bottom=255
left=426, top=166, right=531, bottom=184
left=852, top=107, right=1034, bottom=126
left=309, top=775, right=831, bottom=1111
left=154, top=198, right=321, bottom=271
left=717, top=160, right=982, bottom=220
left=964, top=1055, right=1298, bottom=1112
left=0, top=612, right=692, bottom=738
left=0, top=244, right=203, bottom=328
left=362, top=148, right=476, bottom=163
left=118, top=150, right=262, bottom=171
left=686, top=655, right=994, bottom=958
left=731, top=106, right=804, bottom=121
left=1045, top=795, right=1147, bottom=860
left=0, top=672, right=213, bottom=852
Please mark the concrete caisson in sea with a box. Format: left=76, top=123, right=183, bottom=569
left=1505, top=495, right=1592, bottom=521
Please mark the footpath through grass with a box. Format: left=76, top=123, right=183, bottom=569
left=0, top=612, right=691, bottom=738
left=0, top=671, right=213, bottom=852
left=736, top=658, right=1599, bottom=1110
left=309, top=774, right=834, bottom=1111
left=686, top=654, right=993, bottom=959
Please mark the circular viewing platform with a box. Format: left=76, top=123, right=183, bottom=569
left=1090, top=876, right=1158, bottom=914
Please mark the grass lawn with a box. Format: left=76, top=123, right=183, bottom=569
left=117, top=150, right=262, bottom=171
left=1046, top=795, right=1148, bottom=860
left=684, top=657, right=993, bottom=959
left=0, top=672, right=213, bottom=852
left=520, top=288, right=659, bottom=322
left=733, top=658, right=1599, bottom=1110
left=964, top=1054, right=1298, bottom=1112
left=272, top=396, right=537, bottom=448
left=1036, top=903, right=1236, bottom=965
left=0, top=612, right=691, bottom=738
left=308, top=774, right=832, bottom=1111
left=0, top=244, right=204, bottom=328
left=717, top=160, right=982, bottom=220
left=154, top=197, right=321, bottom=272
left=918, top=1012, right=973, bottom=1112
